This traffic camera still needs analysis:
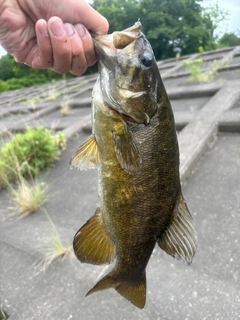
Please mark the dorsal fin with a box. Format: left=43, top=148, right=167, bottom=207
left=69, top=134, right=100, bottom=170
left=158, top=194, right=197, bottom=265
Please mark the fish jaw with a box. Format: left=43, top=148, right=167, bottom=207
left=92, top=21, right=142, bottom=71
left=93, top=22, right=160, bottom=125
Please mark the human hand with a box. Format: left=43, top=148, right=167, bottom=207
left=0, top=0, right=108, bottom=75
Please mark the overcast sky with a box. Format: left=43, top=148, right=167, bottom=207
left=0, top=0, right=239, bottom=58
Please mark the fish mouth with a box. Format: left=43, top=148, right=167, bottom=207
left=93, top=21, right=142, bottom=70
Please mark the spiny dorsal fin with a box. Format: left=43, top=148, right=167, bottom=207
left=112, top=121, right=141, bottom=175
left=86, top=272, right=146, bottom=309
left=158, top=194, right=197, bottom=265
left=73, top=208, right=115, bottom=265
left=69, top=134, right=100, bottom=169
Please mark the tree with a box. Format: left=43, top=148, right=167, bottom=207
left=0, top=53, right=76, bottom=91
left=92, top=0, right=228, bottom=60
left=217, top=32, right=240, bottom=48
left=0, top=54, right=15, bottom=81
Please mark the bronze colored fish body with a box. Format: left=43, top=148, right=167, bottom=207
left=70, top=22, right=197, bottom=309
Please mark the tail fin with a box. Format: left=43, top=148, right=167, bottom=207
left=86, top=272, right=146, bottom=309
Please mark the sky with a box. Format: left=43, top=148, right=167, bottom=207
left=0, top=0, right=239, bottom=59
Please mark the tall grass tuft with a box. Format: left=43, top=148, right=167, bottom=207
left=34, top=210, right=71, bottom=273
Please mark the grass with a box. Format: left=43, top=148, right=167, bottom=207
left=34, top=210, right=71, bottom=273
left=9, top=177, right=47, bottom=217
left=0, top=133, right=48, bottom=217
left=45, top=87, right=60, bottom=101
left=183, top=58, right=219, bottom=82
left=60, top=101, right=71, bottom=117
left=0, top=304, right=8, bottom=320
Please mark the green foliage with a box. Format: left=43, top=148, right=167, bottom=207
left=0, top=1, right=234, bottom=91
left=0, top=54, right=15, bottom=81
left=92, top=0, right=226, bottom=60
left=201, top=2, right=229, bottom=46
left=0, top=304, right=8, bottom=320
left=183, top=58, right=219, bottom=82
left=34, top=209, right=71, bottom=273
left=0, top=127, right=66, bottom=184
left=10, top=178, right=48, bottom=216
left=0, top=80, right=9, bottom=92
left=217, top=32, right=240, bottom=48
left=0, top=54, right=77, bottom=91
left=183, top=59, right=204, bottom=81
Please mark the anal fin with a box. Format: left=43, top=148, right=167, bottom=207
left=158, top=193, right=197, bottom=265
left=69, top=134, right=100, bottom=170
left=73, top=208, right=115, bottom=265
left=86, top=272, right=146, bottom=309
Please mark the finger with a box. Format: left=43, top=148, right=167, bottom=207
left=63, top=23, right=87, bottom=76
left=74, top=1, right=109, bottom=35
left=48, top=16, right=72, bottom=74
left=74, top=24, right=97, bottom=67
left=31, top=19, right=53, bottom=69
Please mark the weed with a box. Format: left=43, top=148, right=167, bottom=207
left=0, top=304, right=8, bottom=320
left=183, top=59, right=219, bottom=82
left=34, top=210, right=71, bottom=273
left=60, top=101, right=71, bottom=117
left=64, top=80, right=89, bottom=94
left=9, top=178, right=48, bottom=217
left=0, top=127, right=66, bottom=183
left=26, top=97, right=40, bottom=105
left=45, top=87, right=60, bottom=100
left=52, top=131, right=67, bottom=151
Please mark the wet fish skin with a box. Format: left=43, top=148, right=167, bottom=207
left=70, top=22, right=197, bottom=309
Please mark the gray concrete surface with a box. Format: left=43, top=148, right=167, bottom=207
left=1, top=133, right=239, bottom=320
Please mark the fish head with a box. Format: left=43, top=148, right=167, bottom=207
left=93, top=22, right=161, bottom=125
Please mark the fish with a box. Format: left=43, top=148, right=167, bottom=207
left=70, top=21, right=197, bottom=309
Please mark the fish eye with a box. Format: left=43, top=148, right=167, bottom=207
left=140, top=54, right=152, bottom=67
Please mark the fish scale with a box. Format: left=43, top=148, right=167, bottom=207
left=70, top=21, right=197, bottom=309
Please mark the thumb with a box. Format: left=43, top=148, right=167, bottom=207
left=74, top=2, right=109, bottom=35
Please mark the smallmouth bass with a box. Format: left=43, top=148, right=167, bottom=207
left=70, top=21, right=197, bottom=309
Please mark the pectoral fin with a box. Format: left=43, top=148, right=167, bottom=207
left=158, top=194, right=197, bottom=265
left=73, top=208, right=115, bottom=265
left=112, top=121, right=141, bottom=175
left=69, top=134, right=100, bottom=169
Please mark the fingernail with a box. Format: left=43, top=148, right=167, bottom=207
left=64, top=23, right=75, bottom=37
left=75, top=24, right=86, bottom=38
left=39, top=20, right=48, bottom=37
left=50, top=18, right=64, bottom=37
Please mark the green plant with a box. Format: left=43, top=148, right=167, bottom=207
left=60, top=101, right=71, bottom=117
left=183, top=59, right=219, bottom=82
left=0, top=80, right=9, bottom=92
left=45, top=87, right=60, bottom=100
left=0, top=127, right=66, bottom=182
left=183, top=59, right=204, bottom=81
left=52, top=131, right=67, bottom=151
left=26, top=97, right=40, bottom=105
left=9, top=177, right=48, bottom=217
left=35, top=210, right=71, bottom=273
left=0, top=304, right=8, bottom=320
left=175, top=52, right=181, bottom=59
